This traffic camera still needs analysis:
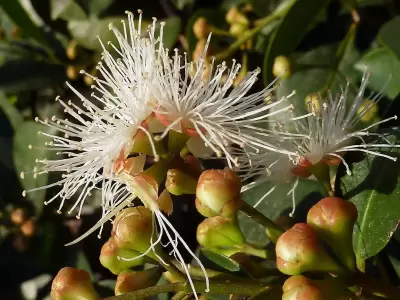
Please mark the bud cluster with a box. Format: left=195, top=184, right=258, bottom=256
left=276, top=197, right=358, bottom=276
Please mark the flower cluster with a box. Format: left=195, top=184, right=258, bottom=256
left=21, top=9, right=399, bottom=299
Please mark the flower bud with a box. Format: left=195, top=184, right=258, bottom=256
left=193, top=17, right=211, bottom=39
left=197, top=216, right=245, bottom=250
left=112, top=207, right=160, bottom=260
left=83, top=74, right=95, bottom=86
left=273, top=55, right=292, bottom=79
left=115, top=267, right=162, bottom=295
left=66, top=65, right=78, bottom=80
left=225, top=7, right=249, bottom=25
left=10, top=208, right=27, bottom=225
left=166, top=169, right=198, bottom=195
left=51, top=267, right=99, bottom=300
left=266, top=216, right=294, bottom=242
left=196, top=168, right=242, bottom=218
left=305, top=93, right=322, bottom=115
left=307, top=197, right=357, bottom=271
left=66, top=40, right=78, bottom=60
left=356, top=99, right=379, bottom=123
left=283, top=284, right=324, bottom=300
left=21, top=218, right=36, bottom=237
left=276, top=223, right=344, bottom=275
left=100, top=237, right=145, bottom=275
left=229, top=22, right=247, bottom=37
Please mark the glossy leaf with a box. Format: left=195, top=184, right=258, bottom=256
left=88, top=0, right=114, bottom=16
left=340, top=133, right=400, bottom=259
left=0, top=59, right=66, bottom=92
left=239, top=179, right=325, bottom=246
left=159, top=17, right=181, bottom=49
left=378, top=16, right=400, bottom=59
left=50, top=0, right=86, bottom=21
left=0, top=0, right=47, bottom=45
left=201, top=249, right=241, bottom=272
left=13, top=122, right=53, bottom=215
left=355, top=47, right=400, bottom=100
left=0, top=93, right=22, bottom=131
left=263, top=0, right=330, bottom=84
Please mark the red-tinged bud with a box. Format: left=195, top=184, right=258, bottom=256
left=100, top=237, right=145, bottom=275
left=21, top=218, right=36, bottom=237
left=193, top=17, right=211, bottom=39
left=266, top=216, right=295, bottom=242
left=10, top=208, right=27, bottom=225
left=112, top=207, right=161, bottom=260
left=115, top=267, right=162, bottom=295
left=197, top=216, right=245, bottom=250
left=307, top=197, right=358, bottom=271
left=273, top=55, right=292, bottom=79
left=282, top=285, right=324, bottom=300
left=51, top=267, right=99, bottom=300
left=166, top=169, right=198, bottom=195
left=276, top=223, right=344, bottom=275
left=196, top=168, right=242, bottom=218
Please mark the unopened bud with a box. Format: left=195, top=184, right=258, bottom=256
left=307, top=197, right=357, bottom=271
left=193, top=17, right=211, bottom=39
left=51, top=267, right=99, bottom=300
left=229, top=22, right=247, bottom=37
left=66, top=40, right=78, bottom=60
left=112, top=207, right=160, bottom=259
left=66, top=65, right=78, bottom=80
left=166, top=169, right=197, bottom=195
left=266, top=216, right=294, bottom=242
left=273, top=55, right=292, bottom=79
left=357, top=99, right=379, bottom=123
left=197, top=216, right=245, bottom=250
left=100, top=237, right=145, bottom=275
left=83, top=74, right=95, bottom=86
left=283, top=275, right=350, bottom=300
left=305, top=93, right=323, bottom=115
left=195, top=168, right=242, bottom=218
left=10, top=208, right=27, bottom=225
left=115, top=267, right=162, bottom=295
left=225, top=7, right=249, bottom=25
left=276, top=223, right=344, bottom=275
left=21, top=218, right=36, bottom=237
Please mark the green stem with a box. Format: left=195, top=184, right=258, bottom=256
left=346, top=272, right=400, bottom=298
left=214, top=1, right=294, bottom=62
left=171, top=260, right=222, bottom=278
left=171, top=291, right=188, bottom=300
left=239, top=201, right=284, bottom=243
left=240, top=243, right=273, bottom=259
left=102, top=280, right=272, bottom=300
left=310, top=161, right=332, bottom=196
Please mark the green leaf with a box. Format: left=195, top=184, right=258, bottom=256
left=0, top=59, right=66, bottom=92
left=0, top=0, right=47, bottom=45
left=378, top=16, right=400, bottom=59
left=355, top=47, right=400, bottom=100
left=201, top=249, right=241, bottom=272
left=13, top=122, right=53, bottom=215
left=0, top=93, right=23, bottom=131
left=68, top=17, right=152, bottom=51
left=340, top=133, right=400, bottom=259
left=76, top=251, right=94, bottom=278
left=239, top=179, right=325, bottom=246
left=88, top=0, right=114, bottom=16
left=50, top=0, right=86, bottom=21
left=263, top=0, right=331, bottom=84
left=160, top=17, right=181, bottom=49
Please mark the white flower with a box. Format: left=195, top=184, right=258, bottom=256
left=21, top=10, right=162, bottom=218
left=290, top=70, right=398, bottom=174
left=149, top=36, right=295, bottom=168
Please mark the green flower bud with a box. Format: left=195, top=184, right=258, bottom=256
left=100, top=237, right=145, bottom=275
left=197, top=216, right=245, bottom=249
left=66, top=65, right=79, bottom=81
left=115, top=267, right=162, bottom=296
left=276, top=223, right=344, bottom=275
left=357, top=99, right=378, bottom=123
left=229, top=22, right=247, bottom=37
left=193, top=17, right=211, bottom=39
left=225, top=7, right=249, bottom=25
left=112, top=207, right=160, bottom=260
left=195, top=168, right=242, bottom=218
left=273, top=55, right=292, bottom=79
left=283, top=285, right=324, bottom=300
left=307, top=197, right=358, bottom=271
left=166, top=169, right=198, bottom=195
left=51, top=267, right=99, bottom=300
